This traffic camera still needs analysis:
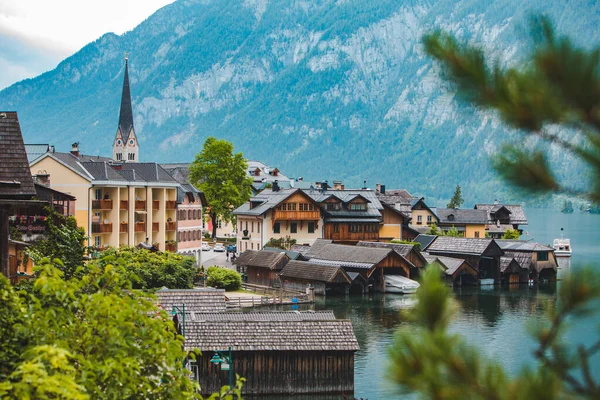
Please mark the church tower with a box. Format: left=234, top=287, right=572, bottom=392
left=113, top=56, right=139, bottom=162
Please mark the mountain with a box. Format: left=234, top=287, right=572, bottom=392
left=1, top=0, right=598, bottom=206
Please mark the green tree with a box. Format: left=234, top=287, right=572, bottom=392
left=390, top=239, right=423, bottom=252
left=206, top=266, right=242, bottom=291
left=501, top=228, right=521, bottom=239
left=27, top=207, right=86, bottom=279
left=264, top=235, right=297, bottom=250
left=426, top=223, right=440, bottom=236
left=423, top=17, right=600, bottom=202
left=444, top=225, right=462, bottom=237
left=447, top=184, right=464, bottom=208
left=189, top=137, right=253, bottom=238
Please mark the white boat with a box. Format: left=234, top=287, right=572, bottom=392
left=553, top=238, right=572, bottom=257
left=384, top=275, right=420, bottom=294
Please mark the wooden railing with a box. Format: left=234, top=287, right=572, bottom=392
left=152, top=200, right=159, bottom=210
left=273, top=210, right=320, bottom=221
left=166, top=200, right=177, bottom=210
left=134, top=222, right=146, bottom=232
left=120, top=200, right=128, bottom=210
left=165, top=221, right=176, bottom=231
left=92, top=199, right=113, bottom=210
left=152, top=222, right=159, bottom=232
left=119, top=223, right=128, bottom=233
left=91, top=223, right=113, bottom=233
left=135, top=200, right=146, bottom=210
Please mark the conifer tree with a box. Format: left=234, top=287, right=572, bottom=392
left=447, top=184, right=464, bottom=208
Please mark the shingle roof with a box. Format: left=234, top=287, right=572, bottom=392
left=262, top=247, right=306, bottom=261
left=495, top=240, right=553, bottom=252
left=500, top=256, right=524, bottom=273
left=308, top=243, right=391, bottom=268
left=233, top=250, right=289, bottom=270
left=414, top=234, right=438, bottom=250
left=280, top=260, right=351, bottom=283
left=426, top=236, right=501, bottom=256
left=503, top=251, right=532, bottom=270
left=423, top=254, right=472, bottom=275
left=435, top=208, right=488, bottom=224
left=290, top=244, right=312, bottom=257
left=190, top=311, right=337, bottom=322
left=0, top=112, right=36, bottom=199
left=185, top=320, right=359, bottom=351
left=475, top=204, right=528, bottom=225
left=156, top=288, right=226, bottom=313
left=356, top=241, right=425, bottom=269
left=24, top=143, right=50, bottom=163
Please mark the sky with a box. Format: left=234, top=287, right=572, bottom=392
left=0, top=0, right=175, bottom=90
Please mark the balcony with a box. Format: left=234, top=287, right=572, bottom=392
left=92, top=199, right=113, bottom=210
left=152, top=200, right=160, bottom=210
left=134, top=222, right=146, bottom=232
left=119, top=223, right=128, bottom=233
left=165, top=221, right=176, bottom=231
left=152, top=222, right=159, bottom=232
left=91, top=223, right=113, bottom=234
left=273, top=210, right=320, bottom=221
left=166, top=200, right=177, bottom=210
left=120, top=200, right=128, bottom=210
left=135, top=200, right=146, bottom=211
left=165, top=242, right=177, bottom=252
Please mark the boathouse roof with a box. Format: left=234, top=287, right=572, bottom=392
left=425, top=236, right=503, bottom=257
left=190, top=310, right=337, bottom=322
left=156, top=288, right=226, bottom=313
left=280, top=260, right=351, bottom=283
left=495, top=240, right=554, bottom=252
left=423, top=254, right=471, bottom=275
left=308, top=243, right=391, bottom=268
left=184, top=319, right=360, bottom=351
left=234, top=249, right=289, bottom=270
left=414, top=234, right=437, bottom=250
left=357, top=240, right=427, bottom=268
left=502, top=251, right=532, bottom=270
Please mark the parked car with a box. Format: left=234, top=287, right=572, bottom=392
left=213, top=243, right=225, bottom=252
left=201, top=242, right=211, bottom=251
left=226, top=244, right=237, bottom=253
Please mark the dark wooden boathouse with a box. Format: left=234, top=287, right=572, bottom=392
left=423, top=254, right=479, bottom=285
left=185, top=311, right=359, bottom=396
left=279, top=259, right=352, bottom=295
left=233, top=249, right=289, bottom=286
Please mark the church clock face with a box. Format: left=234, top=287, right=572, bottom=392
left=117, top=139, right=122, bottom=145
left=129, top=139, right=134, bottom=145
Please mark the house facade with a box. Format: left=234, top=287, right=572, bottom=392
left=435, top=208, right=488, bottom=238
left=474, top=203, right=528, bottom=238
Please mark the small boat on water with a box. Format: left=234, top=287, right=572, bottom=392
left=553, top=228, right=572, bottom=257
left=553, top=238, right=572, bottom=257
left=384, top=275, right=420, bottom=294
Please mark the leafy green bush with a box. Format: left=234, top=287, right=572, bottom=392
left=206, top=267, right=242, bottom=291
left=95, top=247, right=196, bottom=290
left=390, top=239, right=422, bottom=252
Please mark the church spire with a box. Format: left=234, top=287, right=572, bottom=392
left=118, top=55, right=134, bottom=141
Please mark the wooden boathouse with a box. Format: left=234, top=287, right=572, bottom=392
left=185, top=311, right=359, bottom=396
left=233, top=249, right=289, bottom=286
left=279, top=260, right=353, bottom=295
left=496, top=240, right=558, bottom=282
left=422, top=254, right=479, bottom=285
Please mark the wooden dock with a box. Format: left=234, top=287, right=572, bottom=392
left=225, top=283, right=312, bottom=309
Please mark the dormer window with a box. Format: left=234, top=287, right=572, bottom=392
left=349, top=203, right=367, bottom=211
left=117, top=139, right=122, bottom=145
left=448, top=214, right=454, bottom=221
left=129, top=139, right=134, bottom=145
left=325, top=203, right=340, bottom=211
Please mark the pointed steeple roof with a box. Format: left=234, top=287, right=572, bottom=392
left=118, top=56, right=134, bottom=141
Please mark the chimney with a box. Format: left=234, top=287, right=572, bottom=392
left=362, top=180, right=367, bottom=190
left=376, top=183, right=381, bottom=193
left=333, top=180, right=342, bottom=190
left=33, top=170, right=50, bottom=187
left=272, top=180, right=280, bottom=192
left=380, top=184, right=386, bottom=194
left=71, top=142, right=80, bottom=157
left=321, top=180, right=329, bottom=191
left=298, top=177, right=303, bottom=182
left=494, top=199, right=499, bottom=205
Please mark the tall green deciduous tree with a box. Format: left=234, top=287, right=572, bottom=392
left=423, top=17, right=600, bottom=202
left=447, top=184, right=464, bottom=208
left=189, top=137, right=253, bottom=238
left=501, top=228, right=521, bottom=239
left=388, top=17, right=600, bottom=399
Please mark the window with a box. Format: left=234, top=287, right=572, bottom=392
left=192, top=231, right=196, bottom=240
left=257, top=223, right=260, bottom=233
left=117, top=139, right=122, bottom=145
left=202, top=219, right=205, bottom=229
left=251, top=221, right=254, bottom=233
left=95, top=189, right=102, bottom=200
left=251, top=242, right=254, bottom=250
left=349, top=224, right=362, bottom=233
left=188, top=210, right=192, bottom=220
left=537, top=251, right=549, bottom=261
left=308, top=222, right=315, bottom=233
left=192, top=210, right=196, bottom=219
left=116, top=153, right=122, bottom=161
left=427, top=215, right=432, bottom=223
left=129, top=139, right=134, bottom=145
left=349, top=203, right=367, bottom=211
left=299, top=203, right=313, bottom=211
left=217, top=220, right=222, bottom=229
left=326, top=203, right=340, bottom=211
left=287, top=203, right=297, bottom=211
left=245, top=221, right=248, bottom=231
left=417, top=215, right=423, bottom=225
left=474, top=231, right=480, bottom=238
left=290, top=222, right=297, bottom=234
left=279, top=204, right=287, bottom=211
left=94, top=236, right=101, bottom=247
left=309, top=204, right=314, bottom=211
left=128, top=153, right=135, bottom=161
left=273, top=222, right=281, bottom=234
left=333, top=223, right=339, bottom=233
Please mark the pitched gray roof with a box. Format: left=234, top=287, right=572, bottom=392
left=262, top=247, right=306, bottom=261
left=280, top=260, right=351, bottom=283
left=156, top=288, right=226, bottom=313
left=24, top=143, right=50, bottom=163
left=414, top=234, right=438, bottom=250
left=185, top=319, right=359, bottom=351
left=475, top=204, right=528, bottom=225
left=233, top=249, right=288, bottom=270
left=423, top=254, right=472, bottom=275
left=495, top=240, right=553, bottom=252
left=435, top=208, right=488, bottom=224
left=426, top=236, right=501, bottom=256
left=190, top=311, right=337, bottom=322
left=0, top=112, right=36, bottom=199
left=289, top=244, right=312, bottom=257
left=357, top=241, right=414, bottom=257
left=503, top=251, right=532, bottom=270
left=308, top=243, right=391, bottom=268
left=500, top=256, right=524, bottom=273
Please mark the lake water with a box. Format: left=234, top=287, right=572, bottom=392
left=265, top=209, right=600, bottom=399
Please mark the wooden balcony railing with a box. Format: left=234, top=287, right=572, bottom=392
left=120, top=200, right=128, bottom=210
left=166, top=200, right=177, bottom=210
left=165, top=242, right=177, bottom=252
left=135, top=200, right=146, bottom=210
left=134, top=222, right=146, bottom=232
left=165, top=221, right=176, bottom=231
left=152, top=200, right=160, bottom=210
left=92, top=199, right=113, bottom=210
left=91, top=223, right=113, bottom=234
left=152, top=222, right=159, bottom=232
left=119, top=223, right=128, bottom=233
left=273, top=210, right=321, bottom=221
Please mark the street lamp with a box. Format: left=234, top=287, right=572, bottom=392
left=210, top=346, right=233, bottom=390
